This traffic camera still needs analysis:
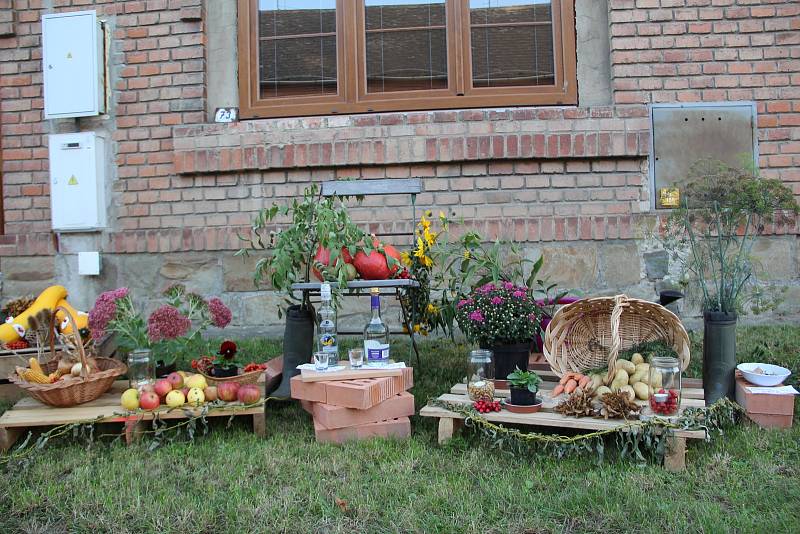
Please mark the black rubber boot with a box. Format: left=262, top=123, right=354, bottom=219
left=270, top=304, right=315, bottom=399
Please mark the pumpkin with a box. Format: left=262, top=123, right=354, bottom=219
left=312, top=245, right=354, bottom=281
left=353, top=239, right=401, bottom=280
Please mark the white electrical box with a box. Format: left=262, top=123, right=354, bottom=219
left=42, top=10, right=105, bottom=119
left=49, top=132, right=106, bottom=231
left=78, top=252, right=101, bottom=275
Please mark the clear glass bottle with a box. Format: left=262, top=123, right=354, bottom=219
left=363, top=287, right=390, bottom=366
left=648, top=356, right=682, bottom=417
left=318, top=283, right=338, bottom=366
left=467, top=349, right=494, bottom=401
left=128, top=348, right=154, bottom=391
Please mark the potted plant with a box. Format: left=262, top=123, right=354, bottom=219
left=455, top=281, right=544, bottom=387
left=507, top=367, right=542, bottom=408
left=663, top=161, right=798, bottom=403
left=237, top=184, right=369, bottom=397
left=88, top=285, right=233, bottom=383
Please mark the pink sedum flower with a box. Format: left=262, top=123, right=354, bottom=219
left=147, top=305, right=191, bottom=342
left=88, top=287, right=130, bottom=339
left=208, top=297, right=232, bottom=328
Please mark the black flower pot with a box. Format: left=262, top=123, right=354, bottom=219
left=211, top=365, right=238, bottom=378
left=509, top=386, right=538, bottom=406
left=155, top=360, right=176, bottom=378
left=703, top=310, right=737, bottom=404
left=490, top=342, right=531, bottom=387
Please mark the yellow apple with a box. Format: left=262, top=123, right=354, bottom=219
left=185, top=374, right=207, bottom=390
left=165, top=389, right=186, bottom=408
left=120, top=388, right=140, bottom=411
left=186, top=387, right=205, bottom=406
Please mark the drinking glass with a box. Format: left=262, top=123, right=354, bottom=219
left=349, top=348, right=364, bottom=369
left=313, top=351, right=329, bottom=371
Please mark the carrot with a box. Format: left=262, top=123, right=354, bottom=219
left=552, top=384, right=565, bottom=396
left=564, top=379, right=578, bottom=394
left=559, top=373, right=573, bottom=385
left=578, top=375, right=591, bottom=388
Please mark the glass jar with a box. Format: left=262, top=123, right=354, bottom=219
left=648, top=356, right=682, bottom=416
left=128, top=348, right=154, bottom=391
left=467, top=349, right=494, bottom=402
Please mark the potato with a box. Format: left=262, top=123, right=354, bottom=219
left=590, top=374, right=603, bottom=390
left=650, top=372, right=662, bottom=388
left=629, top=370, right=647, bottom=385
left=619, top=385, right=636, bottom=401
left=631, top=352, right=645, bottom=365
left=635, top=362, right=650, bottom=374
left=633, top=382, right=650, bottom=400
left=594, top=386, right=612, bottom=397
left=614, top=368, right=629, bottom=384
left=615, top=359, right=636, bottom=375
left=611, top=377, right=627, bottom=392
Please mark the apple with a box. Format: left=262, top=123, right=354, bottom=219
left=139, top=391, right=160, bottom=411
left=217, top=382, right=239, bottom=402
left=120, top=388, right=140, bottom=411
left=204, top=386, right=218, bottom=402
left=167, top=372, right=184, bottom=390
left=237, top=384, right=261, bottom=405
left=154, top=379, right=172, bottom=398
left=165, top=389, right=185, bottom=408
left=187, top=387, right=205, bottom=407
left=139, top=383, right=156, bottom=395
left=185, top=374, right=207, bottom=390
left=180, top=387, right=190, bottom=399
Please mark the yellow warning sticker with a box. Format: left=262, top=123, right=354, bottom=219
left=68, top=175, right=78, bottom=185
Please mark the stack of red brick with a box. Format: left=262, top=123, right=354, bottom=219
left=290, top=368, right=415, bottom=443
left=735, top=375, right=795, bottom=429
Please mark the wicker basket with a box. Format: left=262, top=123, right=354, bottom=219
left=543, top=294, right=690, bottom=383
left=7, top=306, right=127, bottom=407
left=200, top=368, right=263, bottom=387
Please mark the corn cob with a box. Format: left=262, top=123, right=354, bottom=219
left=29, top=357, right=44, bottom=375
left=16, top=366, right=50, bottom=384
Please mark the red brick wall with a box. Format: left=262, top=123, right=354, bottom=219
left=0, top=0, right=798, bottom=261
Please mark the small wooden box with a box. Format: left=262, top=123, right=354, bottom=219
left=735, top=376, right=795, bottom=429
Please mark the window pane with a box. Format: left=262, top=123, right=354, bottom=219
left=470, top=0, right=555, bottom=88
left=258, top=0, right=337, bottom=98
left=365, top=0, right=448, bottom=93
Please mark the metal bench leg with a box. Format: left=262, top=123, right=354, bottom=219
left=398, top=293, right=422, bottom=372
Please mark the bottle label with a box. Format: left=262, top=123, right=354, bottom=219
left=364, top=340, right=389, bottom=363
left=371, top=294, right=380, bottom=310
left=320, top=333, right=337, bottom=353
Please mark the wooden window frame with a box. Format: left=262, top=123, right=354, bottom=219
left=238, top=0, right=577, bottom=120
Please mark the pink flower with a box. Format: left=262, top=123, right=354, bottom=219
left=469, top=310, right=485, bottom=323
left=457, top=298, right=473, bottom=309
left=208, top=297, right=232, bottom=328
left=88, top=287, right=130, bottom=339
left=513, top=290, right=526, bottom=299
left=147, top=305, right=191, bottom=342
left=491, top=296, right=504, bottom=305
left=476, top=283, right=496, bottom=294
left=503, top=281, right=515, bottom=290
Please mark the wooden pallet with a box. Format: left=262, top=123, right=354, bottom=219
left=0, top=381, right=267, bottom=452
left=420, top=381, right=706, bottom=472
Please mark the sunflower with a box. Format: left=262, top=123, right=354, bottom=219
left=426, top=303, right=438, bottom=314
left=423, top=227, right=436, bottom=247
left=413, top=237, right=426, bottom=258
left=400, top=251, right=411, bottom=266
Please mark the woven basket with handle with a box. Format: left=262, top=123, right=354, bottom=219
left=200, top=368, right=263, bottom=387
left=543, top=294, right=690, bottom=384
left=7, top=306, right=127, bottom=407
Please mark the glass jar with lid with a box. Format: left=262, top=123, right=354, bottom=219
left=128, top=348, right=155, bottom=391
left=648, top=356, right=682, bottom=417
left=467, top=349, right=494, bottom=402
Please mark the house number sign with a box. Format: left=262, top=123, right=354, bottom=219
left=214, top=107, right=239, bottom=123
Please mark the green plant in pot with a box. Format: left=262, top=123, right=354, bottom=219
left=507, top=367, right=542, bottom=406
left=663, top=160, right=799, bottom=403
left=237, top=184, right=367, bottom=398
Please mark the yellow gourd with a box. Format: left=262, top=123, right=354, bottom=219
left=55, top=299, right=89, bottom=335
left=0, top=285, right=68, bottom=343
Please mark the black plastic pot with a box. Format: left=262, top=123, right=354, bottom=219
left=155, top=361, right=176, bottom=378
left=491, top=342, right=531, bottom=384
left=509, top=386, right=538, bottom=406
left=211, top=365, right=238, bottom=378
left=271, top=304, right=316, bottom=398
left=703, top=311, right=737, bottom=404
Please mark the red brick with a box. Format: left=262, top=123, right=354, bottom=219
left=313, top=417, right=411, bottom=444
left=311, top=392, right=415, bottom=429
left=290, top=367, right=413, bottom=409
left=735, top=376, right=795, bottom=417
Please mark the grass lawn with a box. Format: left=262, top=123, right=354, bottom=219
left=1, top=325, right=798, bottom=533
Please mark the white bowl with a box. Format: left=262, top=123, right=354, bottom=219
left=737, top=363, right=791, bottom=387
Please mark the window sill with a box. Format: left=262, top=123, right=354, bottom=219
left=173, top=105, right=650, bottom=175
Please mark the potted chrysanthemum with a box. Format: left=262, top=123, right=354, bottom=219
left=455, top=282, right=544, bottom=388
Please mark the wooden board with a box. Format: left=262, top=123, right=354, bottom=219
left=450, top=382, right=707, bottom=404
left=300, top=363, right=404, bottom=383
left=420, top=393, right=706, bottom=440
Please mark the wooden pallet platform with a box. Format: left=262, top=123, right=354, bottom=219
left=420, top=382, right=706, bottom=472
left=0, top=380, right=267, bottom=452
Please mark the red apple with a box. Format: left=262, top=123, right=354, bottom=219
left=139, top=391, right=160, bottom=411
left=204, top=386, right=218, bottom=402
left=217, top=382, right=240, bottom=402
left=237, top=384, right=262, bottom=404
left=167, top=372, right=184, bottom=390
left=181, top=387, right=190, bottom=398
left=312, top=245, right=354, bottom=281
left=154, top=379, right=172, bottom=398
